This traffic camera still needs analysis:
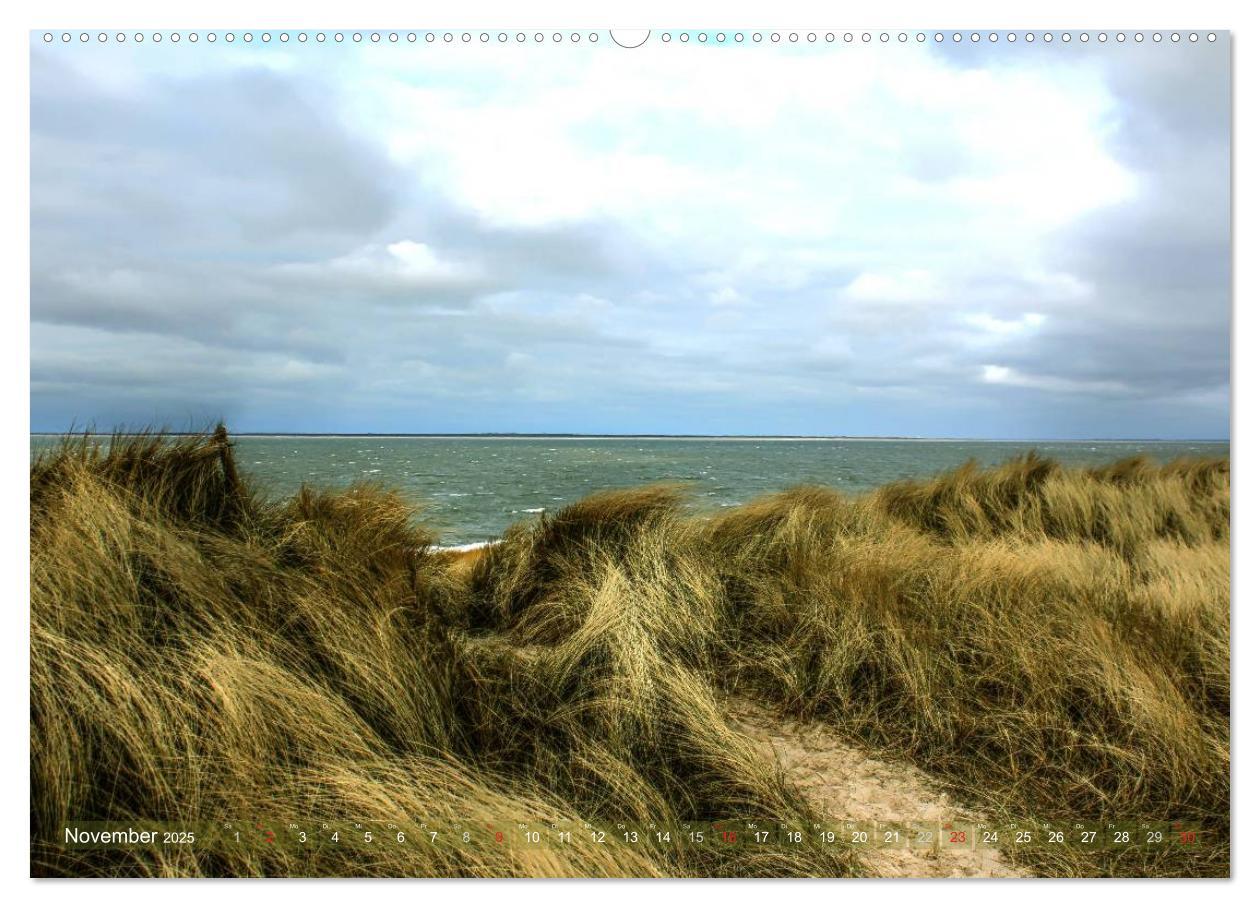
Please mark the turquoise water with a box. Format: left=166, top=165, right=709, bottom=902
left=31, top=436, right=1229, bottom=546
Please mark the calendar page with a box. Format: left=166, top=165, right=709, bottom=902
left=28, top=15, right=1231, bottom=883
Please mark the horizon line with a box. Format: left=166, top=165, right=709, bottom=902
left=29, top=431, right=1231, bottom=443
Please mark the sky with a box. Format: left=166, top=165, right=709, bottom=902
left=30, top=33, right=1231, bottom=438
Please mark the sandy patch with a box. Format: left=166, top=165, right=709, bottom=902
left=726, top=699, right=1026, bottom=878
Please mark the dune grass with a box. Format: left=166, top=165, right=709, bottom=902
left=30, top=430, right=1229, bottom=877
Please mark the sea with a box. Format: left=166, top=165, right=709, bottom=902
left=30, top=436, right=1230, bottom=547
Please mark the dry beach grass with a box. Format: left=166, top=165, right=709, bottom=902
left=30, top=430, right=1229, bottom=877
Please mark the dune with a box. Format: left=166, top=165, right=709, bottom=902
left=29, top=429, right=1229, bottom=877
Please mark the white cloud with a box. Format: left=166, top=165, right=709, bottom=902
left=272, top=240, right=481, bottom=293
left=709, top=286, right=745, bottom=307
left=964, top=312, right=1047, bottom=337
left=842, top=269, right=945, bottom=304
left=352, top=43, right=1138, bottom=257
left=981, top=364, right=1127, bottom=395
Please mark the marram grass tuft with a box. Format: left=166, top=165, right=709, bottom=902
left=30, top=431, right=1229, bottom=877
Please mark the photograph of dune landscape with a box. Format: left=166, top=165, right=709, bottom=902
left=28, top=25, right=1230, bottom=880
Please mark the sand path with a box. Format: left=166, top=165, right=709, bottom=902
left=726, top=699, right=1026, bottom=878
left=433, top=547, right=1024, bottom=877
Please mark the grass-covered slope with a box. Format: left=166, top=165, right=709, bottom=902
left=30, top=431, right=1229, bottom=877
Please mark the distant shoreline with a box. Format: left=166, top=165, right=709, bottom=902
left=29, top=432, right=1230, bottom=444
